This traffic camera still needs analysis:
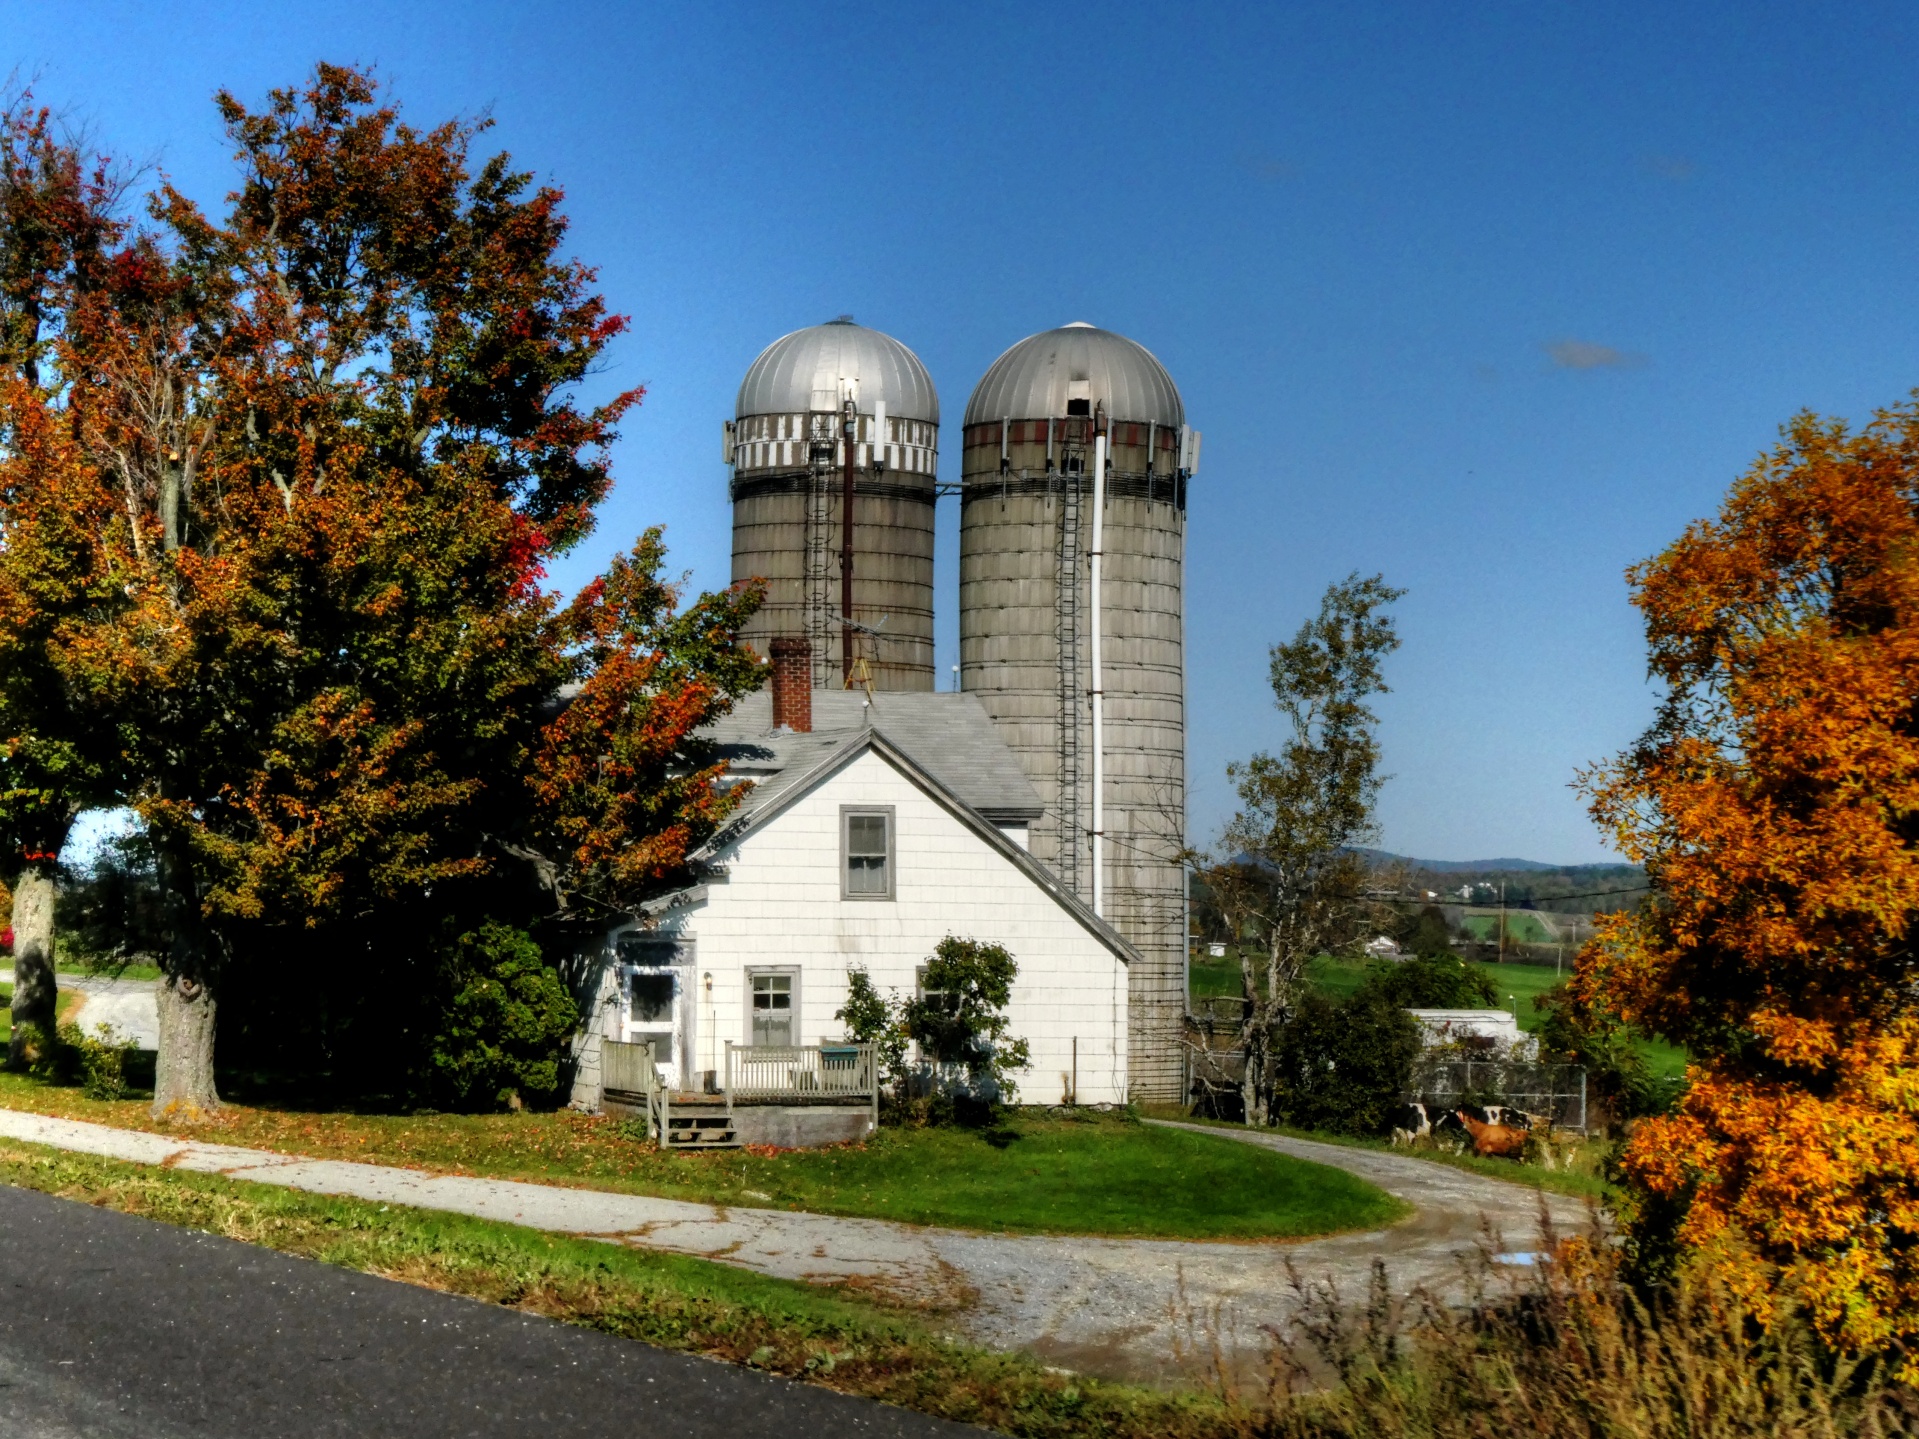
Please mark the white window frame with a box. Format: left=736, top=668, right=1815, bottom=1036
left=744, top=965, right=801, bottom=1048
left=840, top=805, right=896, bottom=901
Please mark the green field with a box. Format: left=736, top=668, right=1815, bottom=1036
left=1459, top=911, right=1562, bottom=945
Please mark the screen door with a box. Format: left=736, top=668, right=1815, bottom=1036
left=617, top=935, right=693, bottom=1089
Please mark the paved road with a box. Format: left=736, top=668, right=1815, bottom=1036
left=0, top=1108, right=1590, bottom=1385
left=0, top=1184, right=969, bottom=1438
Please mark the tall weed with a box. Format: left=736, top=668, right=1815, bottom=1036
left=1257, top=1216, right=1915, bottom=1438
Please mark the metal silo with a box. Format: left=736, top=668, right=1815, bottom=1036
left=959, top=323, right=1199, bottom=1102
left=728, top=318, right=940, bottom=691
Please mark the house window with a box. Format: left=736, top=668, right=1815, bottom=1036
left=748, top=969, right=797, bottom=1047
left=628, top=971, right=676, bottom=1024
left=841, top=806, right=894, bottom=900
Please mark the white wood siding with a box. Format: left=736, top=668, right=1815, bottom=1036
left=569, top=746, right=1130, bottom=1108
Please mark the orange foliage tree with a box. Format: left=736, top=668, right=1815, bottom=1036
left=1581, top=398, right=1919, bottom=1368
left=0, top=93, right=127, bottom=1065
left=1, top=66, right=763, bottom=1115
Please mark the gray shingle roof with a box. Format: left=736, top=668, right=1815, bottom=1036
left=702, top=690, right=1044, bottom=826
left=680, top=718, right=1132, bottom=964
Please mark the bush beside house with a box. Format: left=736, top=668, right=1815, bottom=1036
left=837, top=936, right=1032, bottom=1124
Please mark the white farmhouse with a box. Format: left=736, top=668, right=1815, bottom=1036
left=567, top=673, right=1136, bottom=1131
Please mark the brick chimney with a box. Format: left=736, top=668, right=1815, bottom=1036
left=769, top=636, right=812, bottom=732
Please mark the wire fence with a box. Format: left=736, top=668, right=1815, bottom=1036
left=1408, top=1056, right=1588, bottom=1132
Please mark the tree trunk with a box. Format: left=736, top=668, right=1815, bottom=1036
left=7, top=863, right=58, bottom=1069
left=151, top=837, right=220, bottom=1120
left=1239, top=1044, right=1262, bottom=1128
left=1239, top=1011, right=1272, bottom=1128
left=152, top=973, right=219, bottom=1119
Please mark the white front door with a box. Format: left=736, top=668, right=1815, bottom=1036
left=617, top=935, right=694, bottom=1091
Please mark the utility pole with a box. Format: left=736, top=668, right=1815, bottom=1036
left=840, top=396, right=856, bottom=685
left=1497, top=880, right=1506, bottom=964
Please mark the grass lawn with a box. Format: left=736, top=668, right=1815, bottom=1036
left=1188, top=952, right=1245, bottom=1000
left=0, top=1069, right=1405, bottom=1241
left=56, top=959, right=163, bottom=981
left=0, top=1137, right=1249, bottom=1438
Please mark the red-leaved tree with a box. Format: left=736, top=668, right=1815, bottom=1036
left=6, top=65, right=761, bottom=1116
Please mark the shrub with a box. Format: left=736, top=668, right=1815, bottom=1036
left=55, top=1021, right=139, bottom=1100
left=419, top=922, right=578, bottom=1111
left=1270, top=989, right=1422, bottom=1135
left=836, top=940, right=1032, bottom=1122
left=1272, top=1233, right=1918, bottom=1436
left=906, top=936, right=1032, bottom=1104
left=1356, top=950, right=1497, bottom=1008
left=836, top=967, right=909, bottom=1102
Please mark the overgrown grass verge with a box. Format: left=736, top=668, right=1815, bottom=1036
left=0, top=1138, right=1239, bottom=1438
left=1258, top=1241, right=1917, bottom=1438
left=1138, top=1107, right=1613, bottom=1202
left=0, top=1074, right=1402, bottom=1240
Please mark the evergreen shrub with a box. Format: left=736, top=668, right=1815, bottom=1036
left=1270, top=989, right=1422, bottom=1135
left=420, top=922, right=578, bottom=1111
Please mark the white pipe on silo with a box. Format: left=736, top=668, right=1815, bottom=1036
left=1090, top=415, right=1108, bottom=919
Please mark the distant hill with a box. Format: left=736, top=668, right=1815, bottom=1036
left=1358, top=851, right=1646, bottom=915
left=1359, top=851, right=1619, bottom=874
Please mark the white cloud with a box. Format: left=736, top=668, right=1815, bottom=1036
left=1544, top=339, right=1647, bottom=371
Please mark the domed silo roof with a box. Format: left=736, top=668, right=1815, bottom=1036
left=963, top=322, right=1184, bottom=429
left=735, top=318, right=939, bottom=422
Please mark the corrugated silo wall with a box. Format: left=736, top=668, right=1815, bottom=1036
left=731, top=411, right=937, bottom=691
left=959, top=418, right=1187, bottom=1102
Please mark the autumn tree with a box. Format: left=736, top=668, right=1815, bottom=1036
left=1580, top=399, right=1919, bottom=1369
left=9, top=65, right=761, bottom=1115
left=0, top=93, right=125, bottom=1066
left=1201, top=573, right=1403, bottom=1126
left=531, top=530, right=763, bottom=914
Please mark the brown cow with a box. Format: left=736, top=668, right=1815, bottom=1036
left=1456, top=1109, right=1527, bottom=1159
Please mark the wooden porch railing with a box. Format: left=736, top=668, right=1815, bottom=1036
left=602, top=1037, right=659, bottom=1098
left=602, top=1038, right=880, bottom=1139
left=725, top=1042, right=878, bottom=1127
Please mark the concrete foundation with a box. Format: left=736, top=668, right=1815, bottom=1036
left=731, top=1105, right=875, bottom=1149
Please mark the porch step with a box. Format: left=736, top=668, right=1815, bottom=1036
left=661, top=1111, right=738, bottom=1149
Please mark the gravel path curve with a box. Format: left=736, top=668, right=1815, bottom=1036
left=0, top=1107, right=1589, bottom=1383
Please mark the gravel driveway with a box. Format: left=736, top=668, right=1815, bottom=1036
left=0, top=1108, right=1591, bottom=1385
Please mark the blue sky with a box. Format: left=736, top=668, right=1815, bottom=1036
left=11, top=2, right=1919, bottom=864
